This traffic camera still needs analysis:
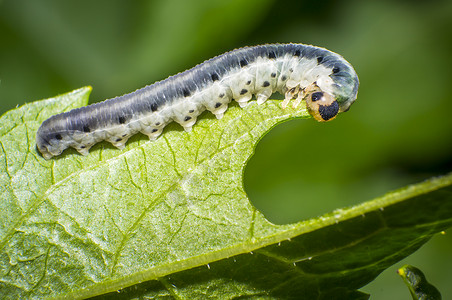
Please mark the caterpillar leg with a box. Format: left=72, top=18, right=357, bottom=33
left=74, top=144, right=93, bottom=155
left=112, top=140, right=126, bottom=150
left=183, top=117, right=197, bottom=132
left=236, top=94, right=252, bottom=108
left=281, top=86, right=300, bottom=108
left=212, top=104, right=228, bottom=119
left=256, top=88, right=272, bottom=105
left=141, top=126, right=164, bottom=140
left=256, top=94, right=269, bottom=105
left=179, top=117, right=197, bottom=132
left=292, top=92, right=304, bottom=108
left=105, top=136, right=126, bottom=150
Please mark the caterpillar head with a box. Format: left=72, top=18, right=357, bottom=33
left=304, top=84, right=339, bottom=122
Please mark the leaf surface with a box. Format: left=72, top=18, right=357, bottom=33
left=0, top=87, right=451, bottom=299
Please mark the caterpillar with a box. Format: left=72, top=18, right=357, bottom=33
left=36, top=43, right=359, bottom=159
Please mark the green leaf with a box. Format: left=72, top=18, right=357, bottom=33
left=0, top=87, right=451, bottom=299
left=397, top=265, right=442, bottom=300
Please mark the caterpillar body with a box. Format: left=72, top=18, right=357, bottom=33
left=36, top=43, right=359, bottom=159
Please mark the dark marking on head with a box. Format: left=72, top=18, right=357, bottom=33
left=281, top=75, right=287, bottom=81
left=55, top=134, right=62, bottom=140
left=155, top=122, right=161, bottom=126
left=188, top=109, right=194, bottom=113
left=268, top=51, right=276, bottom=59
left=151, top=129, right=158, bottom=133
left=318, top=101, right=339, bottom=121
left=151, top=103, right=158, bottom=112
left=83, top=125, right=91, bottom=132
left=271, top=72, right=277, bottom=78
left=219, top=93, right=225, bottom=98
left=246, top=80, right=251, bottom=85
left=116, top=138, right=122, bottom=142
left=240, top=59, right=248, bottom=67
left=118, top=116, right=126, bottom=124
left=215, top=102, right=222, bottom=108
left=184, top=116, right=192, bottom=121
left=80, top=145, right=86, bottom=149
left=122, top=134, right=127, bottom=137
left=294, top=50, right=301, bottom=57
left=332, top=67, right=340, bottom=73
left=311, top=92, right=323, bottom=102
left=211, top=73, right=219, bottom=81
left=317, top=56, right=324, bottom=64
left=240, top=89, right=248, bottom=95
left=262, top=81, right=270, bottom=87
left=183, top=89, right=191, bottom=97
left=289, top=68, right=293, bottom=73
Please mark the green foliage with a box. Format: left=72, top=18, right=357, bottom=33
left=0, top=88, right=451, bottom=299
left=398, top=265, right=442, bottom=300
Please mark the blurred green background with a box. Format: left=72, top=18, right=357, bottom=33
left=1, top=0, right=451, bottom=298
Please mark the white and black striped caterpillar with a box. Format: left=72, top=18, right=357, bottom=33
left=36, top=43, right=359, bottom=159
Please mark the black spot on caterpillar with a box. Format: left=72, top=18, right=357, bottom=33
left=36, top=43, right=359, bottom=159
